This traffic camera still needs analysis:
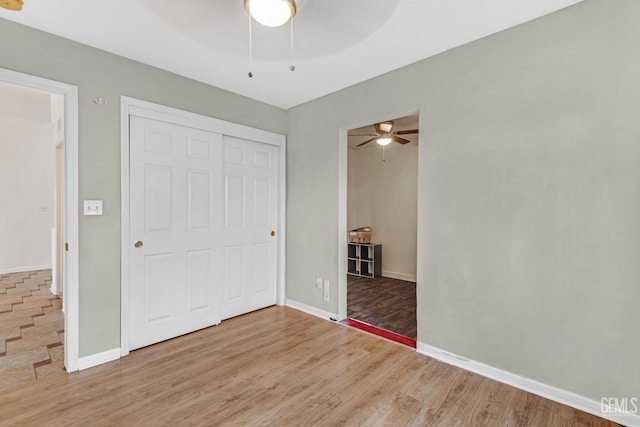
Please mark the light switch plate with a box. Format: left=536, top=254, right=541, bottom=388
left=84, top=200, right=103, bottom=216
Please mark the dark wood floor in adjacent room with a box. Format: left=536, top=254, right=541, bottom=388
left=0, top=306, right=617, bottom=426
left=347, top=275, right=417, bottom=339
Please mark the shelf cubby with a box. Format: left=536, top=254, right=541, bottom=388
left=346, top=242, right=382, bottom=278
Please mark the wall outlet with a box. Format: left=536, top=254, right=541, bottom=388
left=316, top=277, right=323, bottom=289
left=323, top=279, right=330, bottom=302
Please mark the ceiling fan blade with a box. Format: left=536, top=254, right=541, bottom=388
left=356, top=138, right=377, bottom=147
left=350, top=133, right=378, bottom=137
left=393, top=136, right=411, bottom=144
left=395, top=129, right=419, bottom=135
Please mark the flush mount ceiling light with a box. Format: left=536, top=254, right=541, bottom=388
left=0, top=0, right=23, bottom=11
left=244, top=0, right=297, bottom=27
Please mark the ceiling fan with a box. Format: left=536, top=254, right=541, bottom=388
left=0, top=0, right=23, bottom=11
left=351, top=121, right=418, bottom=147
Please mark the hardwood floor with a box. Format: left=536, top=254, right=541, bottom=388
left=0, top=269, right=65, bottom=391
left=348, top=275, right=416, bottom=339
left=0, top=306, right=617, bottom=426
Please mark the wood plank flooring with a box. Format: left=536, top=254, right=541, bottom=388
left=0, top=306, right=617, bottom=426
left=0, top=269, right=65, bottom=391
left=348, top=275, right=416, bottom=339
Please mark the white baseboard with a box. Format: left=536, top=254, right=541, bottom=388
left=78, top=348, right=121, bottom=371
left=417, top=342, right=640, bottom=426
left=0, top=265, right=52, bottom=275
left=285, top=299, right=338, bottom=322
left=381, top=271, right=416, bottom=282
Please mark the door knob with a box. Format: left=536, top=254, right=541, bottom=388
left=270, top=230, right=276, bottom=237
left=134, top=240, right=144, bottom=248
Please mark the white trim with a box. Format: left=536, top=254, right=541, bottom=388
left=337, top=128, right=348, bottom=320
left=63, top=79, right=80, bottom=374
left=78, top=348, right=121, bottom=371
left=0, top=265, right=53, bottom=275
left=381, top=271, right=416, bottom=283
left=0, top=68, right=79, bottom=373
left=124, top=97, right=284, bottom=146
left=120, top=96, right=286, bottom=356
left=285, top=299, right=338, bottom=322
left=50, top=226, right=58, bottom=295
left=277, top=132, right=287, bottom=306
left=417, top=342, right=640, bottom=426
left=120, top=97, right=131, bottom=357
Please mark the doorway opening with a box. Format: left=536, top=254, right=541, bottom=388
left=0, top=68, right=79, bottom=375
left=342, top=114, right=418, bottom=347
left=0, top=81, right=66, bottom=384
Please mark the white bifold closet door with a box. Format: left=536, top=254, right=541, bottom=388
left=128, top=116, right=278, bottom=351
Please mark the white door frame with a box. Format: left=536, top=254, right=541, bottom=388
left=337, top=109, right=420, bottom=321
left=120, top=96, right=287, bottom=356
left=0, top=68, right=80, bottom=372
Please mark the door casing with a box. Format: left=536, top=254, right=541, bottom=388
left=0, top=67, right=80, bottom=372
left=337, top=109, right=420, bottom=324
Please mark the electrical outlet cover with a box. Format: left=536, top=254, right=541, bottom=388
left=83, top=200, right=103, bottom=216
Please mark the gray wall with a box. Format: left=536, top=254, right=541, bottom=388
left=0, top=19, right=287, bottom=357
left=287, top=0, right=640, bottom=400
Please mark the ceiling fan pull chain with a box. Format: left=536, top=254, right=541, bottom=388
left=248, top=13, right=254, bottom=78
left=382, top=146, right=386, bottom=163
left=289, top=16, right=296, bottom=72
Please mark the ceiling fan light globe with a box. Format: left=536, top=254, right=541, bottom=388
left=244, top=0, right=296, bottom=27
left=376, top=137, right=393, bottom=146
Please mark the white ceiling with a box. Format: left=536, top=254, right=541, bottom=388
left=0, top=0, right=583, bottom=109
